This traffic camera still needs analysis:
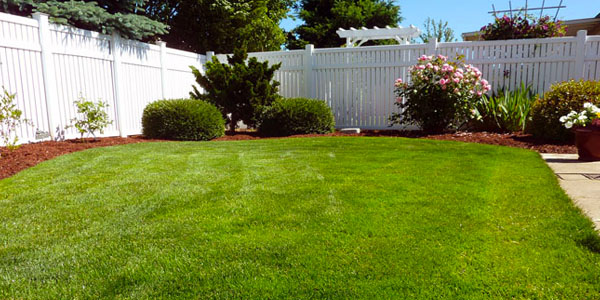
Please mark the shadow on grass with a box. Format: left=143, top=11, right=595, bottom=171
left=544, top=158, right=581, bottom=164
left=577, top=233, right=600, bottom=254
left=511, top=135, right=573, bottom=147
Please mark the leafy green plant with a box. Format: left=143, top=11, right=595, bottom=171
left=420, top=17, right=455, bottom=43
left=67, top=97, right=112, bottom=139
left=472, top=83, right=537, bottom=132
left=142, top=99, right=224, bottom=141
left=287, top=0, right=402, bottom=49
left=0, top=87, right=31, bottom=153
left=530, top=80, right=600, bottom=141
left=190, top=48, right=281, bottom=133
left=258, top=97, right=335, bottom=136
left=148, top=0, right=291, bottom=53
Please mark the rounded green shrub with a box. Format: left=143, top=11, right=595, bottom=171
left=142, top=99, right=225, bottom=140
left=258, top=98, right=335, bottom=136
left=529, top=80, right=600, bottom=141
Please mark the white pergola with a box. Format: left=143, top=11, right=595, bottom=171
left=336, top=26, right=421, bottom=47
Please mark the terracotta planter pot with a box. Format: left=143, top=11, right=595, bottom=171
left=574, top=128, right=600, bottom=161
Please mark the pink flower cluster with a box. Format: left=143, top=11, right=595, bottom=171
left=401, top=55, right=492, bottom=98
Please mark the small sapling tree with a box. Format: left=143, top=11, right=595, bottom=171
left=0, top=87, right=31, bottom=154
left=68, top=97, right=112, bottom=140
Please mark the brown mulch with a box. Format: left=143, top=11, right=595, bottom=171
left=215, top=130, right=576, bottom=154
left=361, top=130, right=577, bottom=154
left=0, top=136, right=161, bottom=180
left=0, top=131, right=575, bottom=180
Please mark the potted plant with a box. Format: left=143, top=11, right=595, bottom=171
left=560, top=103, right=600, bottom=161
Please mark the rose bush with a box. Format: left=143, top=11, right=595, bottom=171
left=390, top=55, right=491, bottom=132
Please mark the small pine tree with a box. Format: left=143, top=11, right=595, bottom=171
left=190, top=49, right=281, bottom=132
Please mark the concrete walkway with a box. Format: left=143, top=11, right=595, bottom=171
left=541, top=153, right=600, bottom=230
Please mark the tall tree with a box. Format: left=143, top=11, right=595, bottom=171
left=1, top=0, right=167, bottom=40
left=145, top=0, right=293, bottom=53
left=419, top=18, right=455, bottom=43
left=287, top=0, right=402, bottom=49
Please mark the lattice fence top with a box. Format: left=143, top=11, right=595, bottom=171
left=336, top=26, right=421, bottom=47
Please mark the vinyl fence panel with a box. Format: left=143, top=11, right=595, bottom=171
left=0, top=12, right=205, bottom=145
left=223, top=33, right=598, bottom=129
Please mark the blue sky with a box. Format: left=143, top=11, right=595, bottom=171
left=280, top=0, right=600, bottom=40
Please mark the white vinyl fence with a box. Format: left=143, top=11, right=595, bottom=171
left=2, top=11, right=600, bottom=145
left=0, top=12, right=205, bottom=144
left=215, top=30, right=600, bottom=129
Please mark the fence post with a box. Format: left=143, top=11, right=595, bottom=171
left=157, top=41, right=168, bottom=99
left=304, top=44, right=314, bottom=98
left=573, top=30, right=588, bottom=80
left=206, top=51, right=214, bottom=62
left=111, top=33, right=127, bottom=137
left=427, top=38, right=438, bottom=56
left=33, top=13, right=59, bottom=140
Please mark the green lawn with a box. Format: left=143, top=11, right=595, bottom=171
left=0, top=137, right=599, bottom=299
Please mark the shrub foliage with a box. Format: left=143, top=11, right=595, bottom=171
left=258, top=98, right=335, bottom=136
left=287, top=0, right=402, bottom=49
left=530, top=80, right=600, bottom=141
left=2, top=0, right=168, bottom=40
left=142, top=99, right=224, bottom=141
left=67, top=97, right=112, bottom=139
left=191, top=49, right=281, bottom=132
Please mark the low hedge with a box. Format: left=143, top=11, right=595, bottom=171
left=259, top=98, right=335, bottom=136
left=529, top=80, right=600, bottom=141
left=142, top=99, right=224, bottom=141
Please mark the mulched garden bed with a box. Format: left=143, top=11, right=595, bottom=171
left=1, top=131, right=575, bottom=180
left=215, top=130, right=576, bottom=154
left=0, top=136, right=159, bottom=180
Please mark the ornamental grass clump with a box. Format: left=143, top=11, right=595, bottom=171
left=390, top=55, right=491, bottom=132
left=560, top=103, right=600, bottom=130
left=472, top=83, right=538, bottom=133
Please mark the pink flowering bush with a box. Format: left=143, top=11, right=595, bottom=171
left=390, top=55, right=491, bottom=132
left=481, top=15, right=566, bottom=41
